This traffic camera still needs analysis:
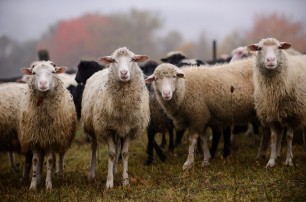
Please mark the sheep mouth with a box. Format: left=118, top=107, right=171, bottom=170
left=162, top=95, right=172, bottom=101
left=265, top=64, right=277, bottom=69
left=119, top=76, right=130, bottom=82
left=38, top=86, right=49, bottom=91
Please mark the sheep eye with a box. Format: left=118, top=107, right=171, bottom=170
left=131, top=58, right=136, bottom=62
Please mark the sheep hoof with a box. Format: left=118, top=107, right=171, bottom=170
left=88, top=172, right=95, bottom=179
left=266, top=159, right=276, bottom=168
left=201, top=160, right=210, bottom=167
left=145, top=158, right=153, bottom=165
left=106, top=181, right=114, bottom=189
left=182, top=162, right=192, bottom=170
left=46, top=182, right=52, bottom=190
left=284, top=158, right=293, bottom=166
left=29, top=182, right=37, bottom=191
left=122, top=178, right=129, bottom=186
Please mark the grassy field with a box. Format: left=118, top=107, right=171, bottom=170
left=1, top=130, right=305, bottom=202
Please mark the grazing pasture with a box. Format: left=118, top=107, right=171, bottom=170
left=0, top=128, right=305, bottom=201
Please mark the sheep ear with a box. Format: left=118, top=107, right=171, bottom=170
left=247, top=44, right=261, bottom=52
left=55, top=66, right=67, bottom=74
left=133, top=55, right=149, bottom=63
left=145, top=74, right=156, bottom=83
left=176, top=68, right=185, bottom=78
left=21, top=68, right=32, bottom=75
left=99, top=56, right=115, bottom=65
left=279, top=42, right=291, bottom=50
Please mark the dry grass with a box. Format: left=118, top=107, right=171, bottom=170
left=1, top=131, right=305, bottom=202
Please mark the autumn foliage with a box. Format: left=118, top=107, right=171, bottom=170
left=37, top=14, right=109, bottom=67
left=245, top=13, right=306, bottom=52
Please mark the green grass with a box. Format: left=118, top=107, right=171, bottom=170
left=1, top=131, right=305, bottom=201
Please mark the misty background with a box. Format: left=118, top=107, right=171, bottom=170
left=0, top=0, right=306, bottom=79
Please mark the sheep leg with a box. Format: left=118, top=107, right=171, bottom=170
left=183, top=132, right=198, bottom=170
left=121, top=136, right=130, bottom=186
left=21, top=151, right=32, bottom=182
left=168, top=126, right=174, bottom=152
left=257, top=126, right=270, bottom=159
left=145, top=130, right=155, bottom=165
left=160, top=133, right=167, bottom=148
left=113, top=137, right=121, bottom=174
left=52, top=153, right=56, bottom=176
left=303, top=128, right=306, bottom=153
left=284, top=128, right=294, bottom=166
left=244, top=122, right=254, bottom=136
left=37, top=151, right=44, bottom=184
left=8, top=152, right=18, bottom=172
left=200, top=130, right=211, bottom=166
left=276, top=128, right=284, bottom=158
left=223, top=126, right=231, bottom=158
left=29, top=149, right=40, bottom=190
left=89, top=135, right=97, bottom=179
left=106, top=135, right=116, bottom=189
left=45, top=152, right=54, bottom=190
left=153, top=139, right=166, bottom=162
left=57, top=153, right=64, bottom=177
left=210, top=126, right=221, bottom=158
left=175, top=129, right=185, bottom=146
left=266, top=124, right=282, bottom=167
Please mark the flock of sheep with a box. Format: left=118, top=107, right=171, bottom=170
left=0, top=37, right=305, bottom=190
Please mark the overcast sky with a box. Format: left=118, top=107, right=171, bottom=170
left=0, top=0, right=305, bottom=42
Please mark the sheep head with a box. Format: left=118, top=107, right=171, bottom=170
left=247, top=38, right=291, bottom=70
left=99, top=47, right=148, bottom=82
left=145, top=63, right=184, bottom=101
left=21, top=61, right=67, bottom=92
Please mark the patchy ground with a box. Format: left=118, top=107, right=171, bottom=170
left=1, top=130, right=305, bottom=201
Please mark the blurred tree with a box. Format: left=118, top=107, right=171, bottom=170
left=177, top=42, right=195, bottom=58
left=0, top=36, right=37, bottom=79
left=37, top=9, right=164, bottom=67
left=217, top=13, right=306, bottom=57
left=194, top=32, right=211, bottom=60
left=218, top=31, right=246, bottom=57
left=159, top=31, right=184, bottom=55
left=245, top=13, right=306, bottom=52
left=105, top=9, right=162, bottom=60
left=38, top=13, right=109, bottom=67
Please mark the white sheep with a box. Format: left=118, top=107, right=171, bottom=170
left=81, top=47, right=150, bottom=188
left=18, top=60, right=77, bottom=190
left=0, top=83, right=26, bottom=172
left=145, top=59, right=256, bottom=170
left=248, top=37, right=306, bottom=167
left=230, top=46, right=255, bottom=63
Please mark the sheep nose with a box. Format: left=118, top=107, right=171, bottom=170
left=267, top=57, right=275, bottom=62
left=40, top=80, right=47, bottom=86
left=163, top=91, right=171, bottom=96
left=120, top=70, right=128, bottom=76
